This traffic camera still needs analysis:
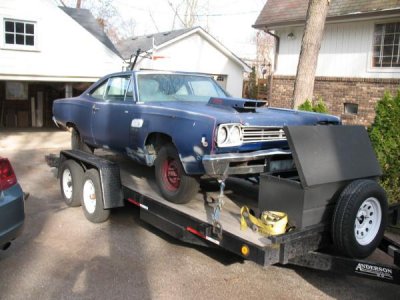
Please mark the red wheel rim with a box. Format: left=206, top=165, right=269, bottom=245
left=162, top=158, right=181, bottom=192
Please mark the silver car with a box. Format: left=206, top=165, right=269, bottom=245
left=0, top=157, right=24, bottom=250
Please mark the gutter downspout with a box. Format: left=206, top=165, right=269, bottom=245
left=265, top=29, right=280, bottom=103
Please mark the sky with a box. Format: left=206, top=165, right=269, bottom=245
left=69, top=0, right=267, bottom=60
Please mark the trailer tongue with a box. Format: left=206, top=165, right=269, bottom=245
left=46, top=125, right=400, bottom=285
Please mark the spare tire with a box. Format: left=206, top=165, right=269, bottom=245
left=332, top=179, right=388, bottom=258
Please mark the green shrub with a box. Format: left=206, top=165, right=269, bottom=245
left=369, top=90, right=400, bottom=204
left=313, top=98, right=329, bottom=113
left=298, top=99, right=313, bottom=112
left=298, top=97, right=328, bottom=113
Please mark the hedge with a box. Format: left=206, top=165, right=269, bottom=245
left=369, top=90, right=400, bottom=204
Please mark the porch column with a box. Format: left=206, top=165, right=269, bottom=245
left=65, top=83, right=73, bottom=98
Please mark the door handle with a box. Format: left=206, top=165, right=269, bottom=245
left=92, top=105, right=100, bottom=112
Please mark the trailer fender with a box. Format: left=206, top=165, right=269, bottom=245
left=59, top=150, right=124, bottom=209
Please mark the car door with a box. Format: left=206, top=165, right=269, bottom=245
left=90, top=75, right=135, bottom=152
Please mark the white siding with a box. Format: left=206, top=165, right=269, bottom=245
left=136, top=33, right=245, bottom=97
left=275, top=19, right=400, bottom=79
left=0, top=0, right=122, bottom=82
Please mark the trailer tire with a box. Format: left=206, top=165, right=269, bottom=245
left=155, top=144, right=199, bottom=204
left=60, top=159, right=83, bottom=207
left=81, top=169, right=110, bottom=223
left=71, top=128, right=93, bottom=153
left=332, top=179, right=388, bottom=258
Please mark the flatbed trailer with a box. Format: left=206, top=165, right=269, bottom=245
left=47, top=150, right=400, bottom=284
left=46, top=146, right=400, bottom=286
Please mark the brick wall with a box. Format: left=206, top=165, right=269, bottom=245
left=267, top=75, right=400, bottom=126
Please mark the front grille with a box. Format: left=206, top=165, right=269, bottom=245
left=242, top=126, right=286, bottom=143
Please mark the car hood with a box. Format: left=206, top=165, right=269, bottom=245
left=143, top=97, right=340, bottom=126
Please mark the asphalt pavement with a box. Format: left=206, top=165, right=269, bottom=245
left=0, top=130, right=399, bottom=300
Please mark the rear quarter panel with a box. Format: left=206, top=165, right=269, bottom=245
left=53, top=97, right=94, bottom=144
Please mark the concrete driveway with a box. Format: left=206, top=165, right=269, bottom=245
left=0, top=130, right=399, bottom=299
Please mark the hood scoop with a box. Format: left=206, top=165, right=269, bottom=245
left=208, top=97, right=266, bottom=112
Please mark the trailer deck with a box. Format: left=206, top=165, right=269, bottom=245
left=46, top=149, right=332, bottom=267
left=114, top=153, right=272, bottom=247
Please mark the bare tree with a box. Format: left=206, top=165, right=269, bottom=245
left=292, top=0, right=331, bottom=109
left=58, top=0, right=135, bottom=43
left=182, top=0, right=199, bottom=28
left=168, top=0, right=208, bottom=29
left=255, top=31, right=274, bottom=78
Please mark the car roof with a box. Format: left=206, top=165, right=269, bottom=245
left=106, top=70, right=213, bottom=78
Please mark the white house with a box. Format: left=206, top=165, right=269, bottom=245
left=254, top=0, right=400, bottom=125
left=0, top=0, right=122, bottom=128
left=117, top=27, right=251, bottom=98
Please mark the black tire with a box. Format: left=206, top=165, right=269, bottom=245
left=71, top=128, right=93, bottom=153
left=60, top=159, right=84, bottom=207
left=81, top=169, right=110, bottom=223
left=332, top=179, right=388, bottom=258
left=155, top=144, right=199, bottom=204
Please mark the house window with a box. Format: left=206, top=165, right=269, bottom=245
left=344, top=103, right=358, bottom=115
left=373, top=22, right=400, bottom=68
left=4, top=19, right=35, bottom=46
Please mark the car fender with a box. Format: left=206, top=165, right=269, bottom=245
left=129, top=107, right=216, bottom=175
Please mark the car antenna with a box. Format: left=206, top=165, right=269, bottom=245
left=130, top=48, right=141, bottom=71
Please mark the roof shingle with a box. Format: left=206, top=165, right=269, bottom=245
left=116, top=28, right=193, bottom=60
left=254, top=0, right=400, bottom=28
left=60, top=6, right=121, bottom=57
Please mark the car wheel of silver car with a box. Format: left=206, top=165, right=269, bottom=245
left=71, top=128, right=94, bottom=153
left=60, top=159, right=84, bottom=207
left=155, top=144, right=199, bottom=204
left=332, top=179, right=388, bottom=259
left=81, top=169, right=110, bottom=223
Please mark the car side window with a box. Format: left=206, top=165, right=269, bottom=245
left=91, top=80, right=108, bottom=100
left=125, top=78, right=134, bottom=101
left=105, top=76, right=131, bottom=101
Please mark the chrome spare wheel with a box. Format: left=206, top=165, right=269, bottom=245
left=354, top=197, right=382, bottom=246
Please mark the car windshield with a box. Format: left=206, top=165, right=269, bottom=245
left=137, top=73, right=228, bottom=102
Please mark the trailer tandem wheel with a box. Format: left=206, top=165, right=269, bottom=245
left=60, top=159, right=84, bottom=207
left=81, top=169, right=110, bottom=223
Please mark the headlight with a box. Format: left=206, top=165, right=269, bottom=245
left=230, top=126, right=241, bottom=143
left=217, top=127, right=228, bottom=144
left=216, top=124, right=243, bottom=147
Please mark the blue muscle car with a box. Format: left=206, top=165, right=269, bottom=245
left=53, top=71, right=340, bottom=203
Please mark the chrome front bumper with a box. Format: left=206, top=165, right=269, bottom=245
left=202, top=149, right=292, bottom=176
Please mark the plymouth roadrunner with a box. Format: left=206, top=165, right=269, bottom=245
left=53, top=71, right=340, bottom=204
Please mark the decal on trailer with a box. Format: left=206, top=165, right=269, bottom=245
left=355, top=263, right=393, bottom=280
